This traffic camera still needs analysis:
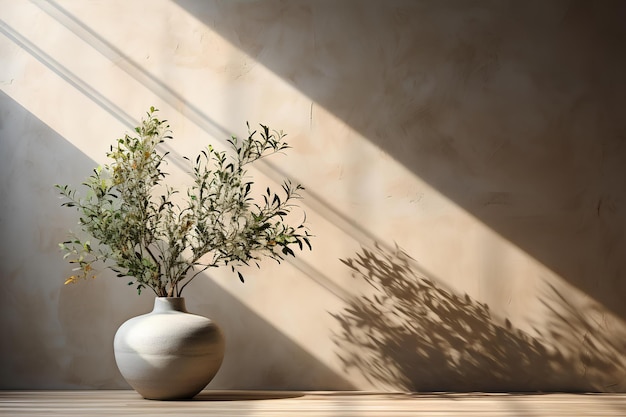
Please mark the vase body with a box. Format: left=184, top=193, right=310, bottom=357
left=114, top=297, right=225, bottom=400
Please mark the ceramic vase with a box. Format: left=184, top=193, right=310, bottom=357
left=113, top=297, right=225, bottom=400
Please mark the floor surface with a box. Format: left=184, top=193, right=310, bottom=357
left=1, top=390, right=626, bottom=416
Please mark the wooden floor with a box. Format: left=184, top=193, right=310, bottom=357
left=2, top=390, right=626, bottom=416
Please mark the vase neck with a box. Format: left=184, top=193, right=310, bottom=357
left=152, top=297, right=188, bottom=313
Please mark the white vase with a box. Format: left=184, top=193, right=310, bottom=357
left=113, top=297, right=225, bottom=400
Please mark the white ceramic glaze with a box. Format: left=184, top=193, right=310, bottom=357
left=113, top=297, right=225, bottom=400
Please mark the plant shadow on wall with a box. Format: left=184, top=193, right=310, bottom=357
left=537, top=283, right=626, bottom=392
left=332, top=244, right=626, bottom=392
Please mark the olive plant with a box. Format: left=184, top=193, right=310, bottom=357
left=57, top=107, right=311, bottom=297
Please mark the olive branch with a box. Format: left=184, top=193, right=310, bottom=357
left=57, top=107, right=311, bottom=297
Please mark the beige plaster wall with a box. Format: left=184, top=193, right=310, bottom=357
left=1, top=0, right=626, bottom=391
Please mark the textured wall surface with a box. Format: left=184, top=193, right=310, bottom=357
left=1, top=0, right=626, bottom=391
